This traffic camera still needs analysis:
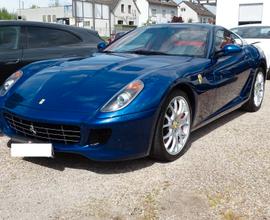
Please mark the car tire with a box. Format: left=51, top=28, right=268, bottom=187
left=151, top=90, right=192, bottom=162
left=242, top=68, right=265, bottom=112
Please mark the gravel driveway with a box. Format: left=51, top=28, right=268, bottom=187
left=0, top=83, right=270, bottom=220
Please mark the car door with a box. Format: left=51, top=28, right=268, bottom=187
left=0, top=26, right=23, bottom=85
left=211, top=29, right=251, bottom=114
left=21, top=26, right=85, bottom=66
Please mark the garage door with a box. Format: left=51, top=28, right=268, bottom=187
left=239, top=3, right=263, bottom=25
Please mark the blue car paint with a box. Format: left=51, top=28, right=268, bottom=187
left=0, top=24, right=267, bottom=161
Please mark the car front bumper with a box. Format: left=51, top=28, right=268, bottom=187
left=0, top=105, right=158, bottom=161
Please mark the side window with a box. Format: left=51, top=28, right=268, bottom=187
left=230, top=32, right=243, bottom=46
left=0, top=26, right=20, bottom=50
left=215, top=29, right=239, bottom=51
left=86, top=32, right=103, bottom=44
left=26, top=27, right=82, bottom=49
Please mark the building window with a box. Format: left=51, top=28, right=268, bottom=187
left=95, top=4, right=102, bottom=19
left=47, top=15, right=51, bottom=22
left=52, top=15, right=56, bottom=22
left=42, top=15, right=46, bottom=22
left=84, top=21, right=90, bottom=26
left=75, top=1, right=83, bottom=17
left=84, top=2, right=93, bottom=18
left=129, top=21, right=134, bottom=25
left=162, top=9, right=166, bottom=18
left=171, top=10, right=175, bottom=17
left=118, top=20, right=123, bottom=25
left=181, top=8, right=186, bottom=12
left=121, top=4, right=124, bottom=13
left=151, top=8, right=157, bottom=17
left=128, top=5, right=131, bottom=14
left=102, top=5, right=109, bottom=19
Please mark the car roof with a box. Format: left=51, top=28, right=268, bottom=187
left=149, top=23, right=217, bottom=30
left=0, top=20, right=98, bottom=34
left=231, top=24, right=270, bottom=29
left=0, top=20, right=102, bottom=43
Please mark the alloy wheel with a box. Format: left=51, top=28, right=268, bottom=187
left=254, top=72, right=264, bottom=107
left=162, top=96, right=191, bottom=155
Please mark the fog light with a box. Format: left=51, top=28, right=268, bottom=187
left=88, top=128, right=112, bottom=146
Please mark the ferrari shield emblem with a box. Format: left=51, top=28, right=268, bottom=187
left=198, top=74, right=203, bottom=84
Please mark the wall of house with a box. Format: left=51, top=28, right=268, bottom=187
left=178, top=2, right=199, bottom=23
left=136, top=0, right=149, bottom=26
left=112, top=0, right=139, bottom=26
left=18, top=6, right=68, bottom=23
left=198, top=15, right=213, bottom=23
left=94, top=19, right=110, bottom=36
left=216, top=0, right=270, bottom=28
left=148, top=4, right=177, bottom=24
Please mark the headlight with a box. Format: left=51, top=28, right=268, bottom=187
left=0, top=71, right=23, bottom=96
left=101, top=80, right=144, bottom=112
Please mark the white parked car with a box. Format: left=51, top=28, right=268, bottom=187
left=231, top=25, right=270, bottom=78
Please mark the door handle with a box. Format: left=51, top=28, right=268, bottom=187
left=6, top=59, right=20, bottom=65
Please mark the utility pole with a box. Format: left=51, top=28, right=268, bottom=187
left=18, top=0, right=21, bottom=16
left=93, top=0, right=96, bottom=31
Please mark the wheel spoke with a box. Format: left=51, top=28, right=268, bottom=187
left=180, top=111, right=189, bottom=122
left=169, top=105, right=176, bottom=120
left=172, top=138, right=179, bottom=153
left=165, top=135, right=173, bottom=148
left=163, top=123, right=170, bottom=128
left=174, top=99, right=178, bottom=113
left=170, top=135, right=177, bottom=152
left=163, top=129, right=173, bottom=140
left=176, top=99, right=182, bottom=115
left=165, top=114, right=172, bottom=123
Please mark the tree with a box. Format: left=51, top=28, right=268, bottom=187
left=30, top=5, right=39, bottom=9
left=171, top=16, right=184, bottom=23
left=0, top=8, right=16, bottom=20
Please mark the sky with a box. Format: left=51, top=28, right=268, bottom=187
left=0, top=0, right=72, bottom=13
left=1, top=0, right=183, bottom=13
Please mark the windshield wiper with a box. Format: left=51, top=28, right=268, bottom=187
left=101, top=50, right=114, bottom=54
left=125, top=50, right=170, bottom=56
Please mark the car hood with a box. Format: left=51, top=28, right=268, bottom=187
left=5, top=53, right=192, bottom=115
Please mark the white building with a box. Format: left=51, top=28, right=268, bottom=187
left=216, top=0, right=270, bottom=29
left=197, top=0, right=216, bottom=5
left=18, top=5, right=74, bottom=25
left=136, top=0, right=178, bottom=26
left=73, top=0, right=140, bottom=36
left=73, top=0, right=111, bottom=36
left=111, top=0, right=140, bottom=26
left=178, top=1, right=215, bottom=24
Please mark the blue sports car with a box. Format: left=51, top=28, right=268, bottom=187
left=0, top=24, right=266, bottom=161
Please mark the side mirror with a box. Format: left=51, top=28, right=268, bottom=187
left=97, top=42, right=107, bottom=52
left=223, top=44, right=242, bottom=55
left=215, top=44, right=242, bottom=58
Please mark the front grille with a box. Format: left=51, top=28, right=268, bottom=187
left=4, top=112, right=81, bottom=145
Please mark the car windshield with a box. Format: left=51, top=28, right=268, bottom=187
left=231, top=26, right=270, bottom=39
left=104, top=26, right=210, bottom=57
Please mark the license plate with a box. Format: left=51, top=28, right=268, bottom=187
left=11, top=143, right=53, bottom=158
